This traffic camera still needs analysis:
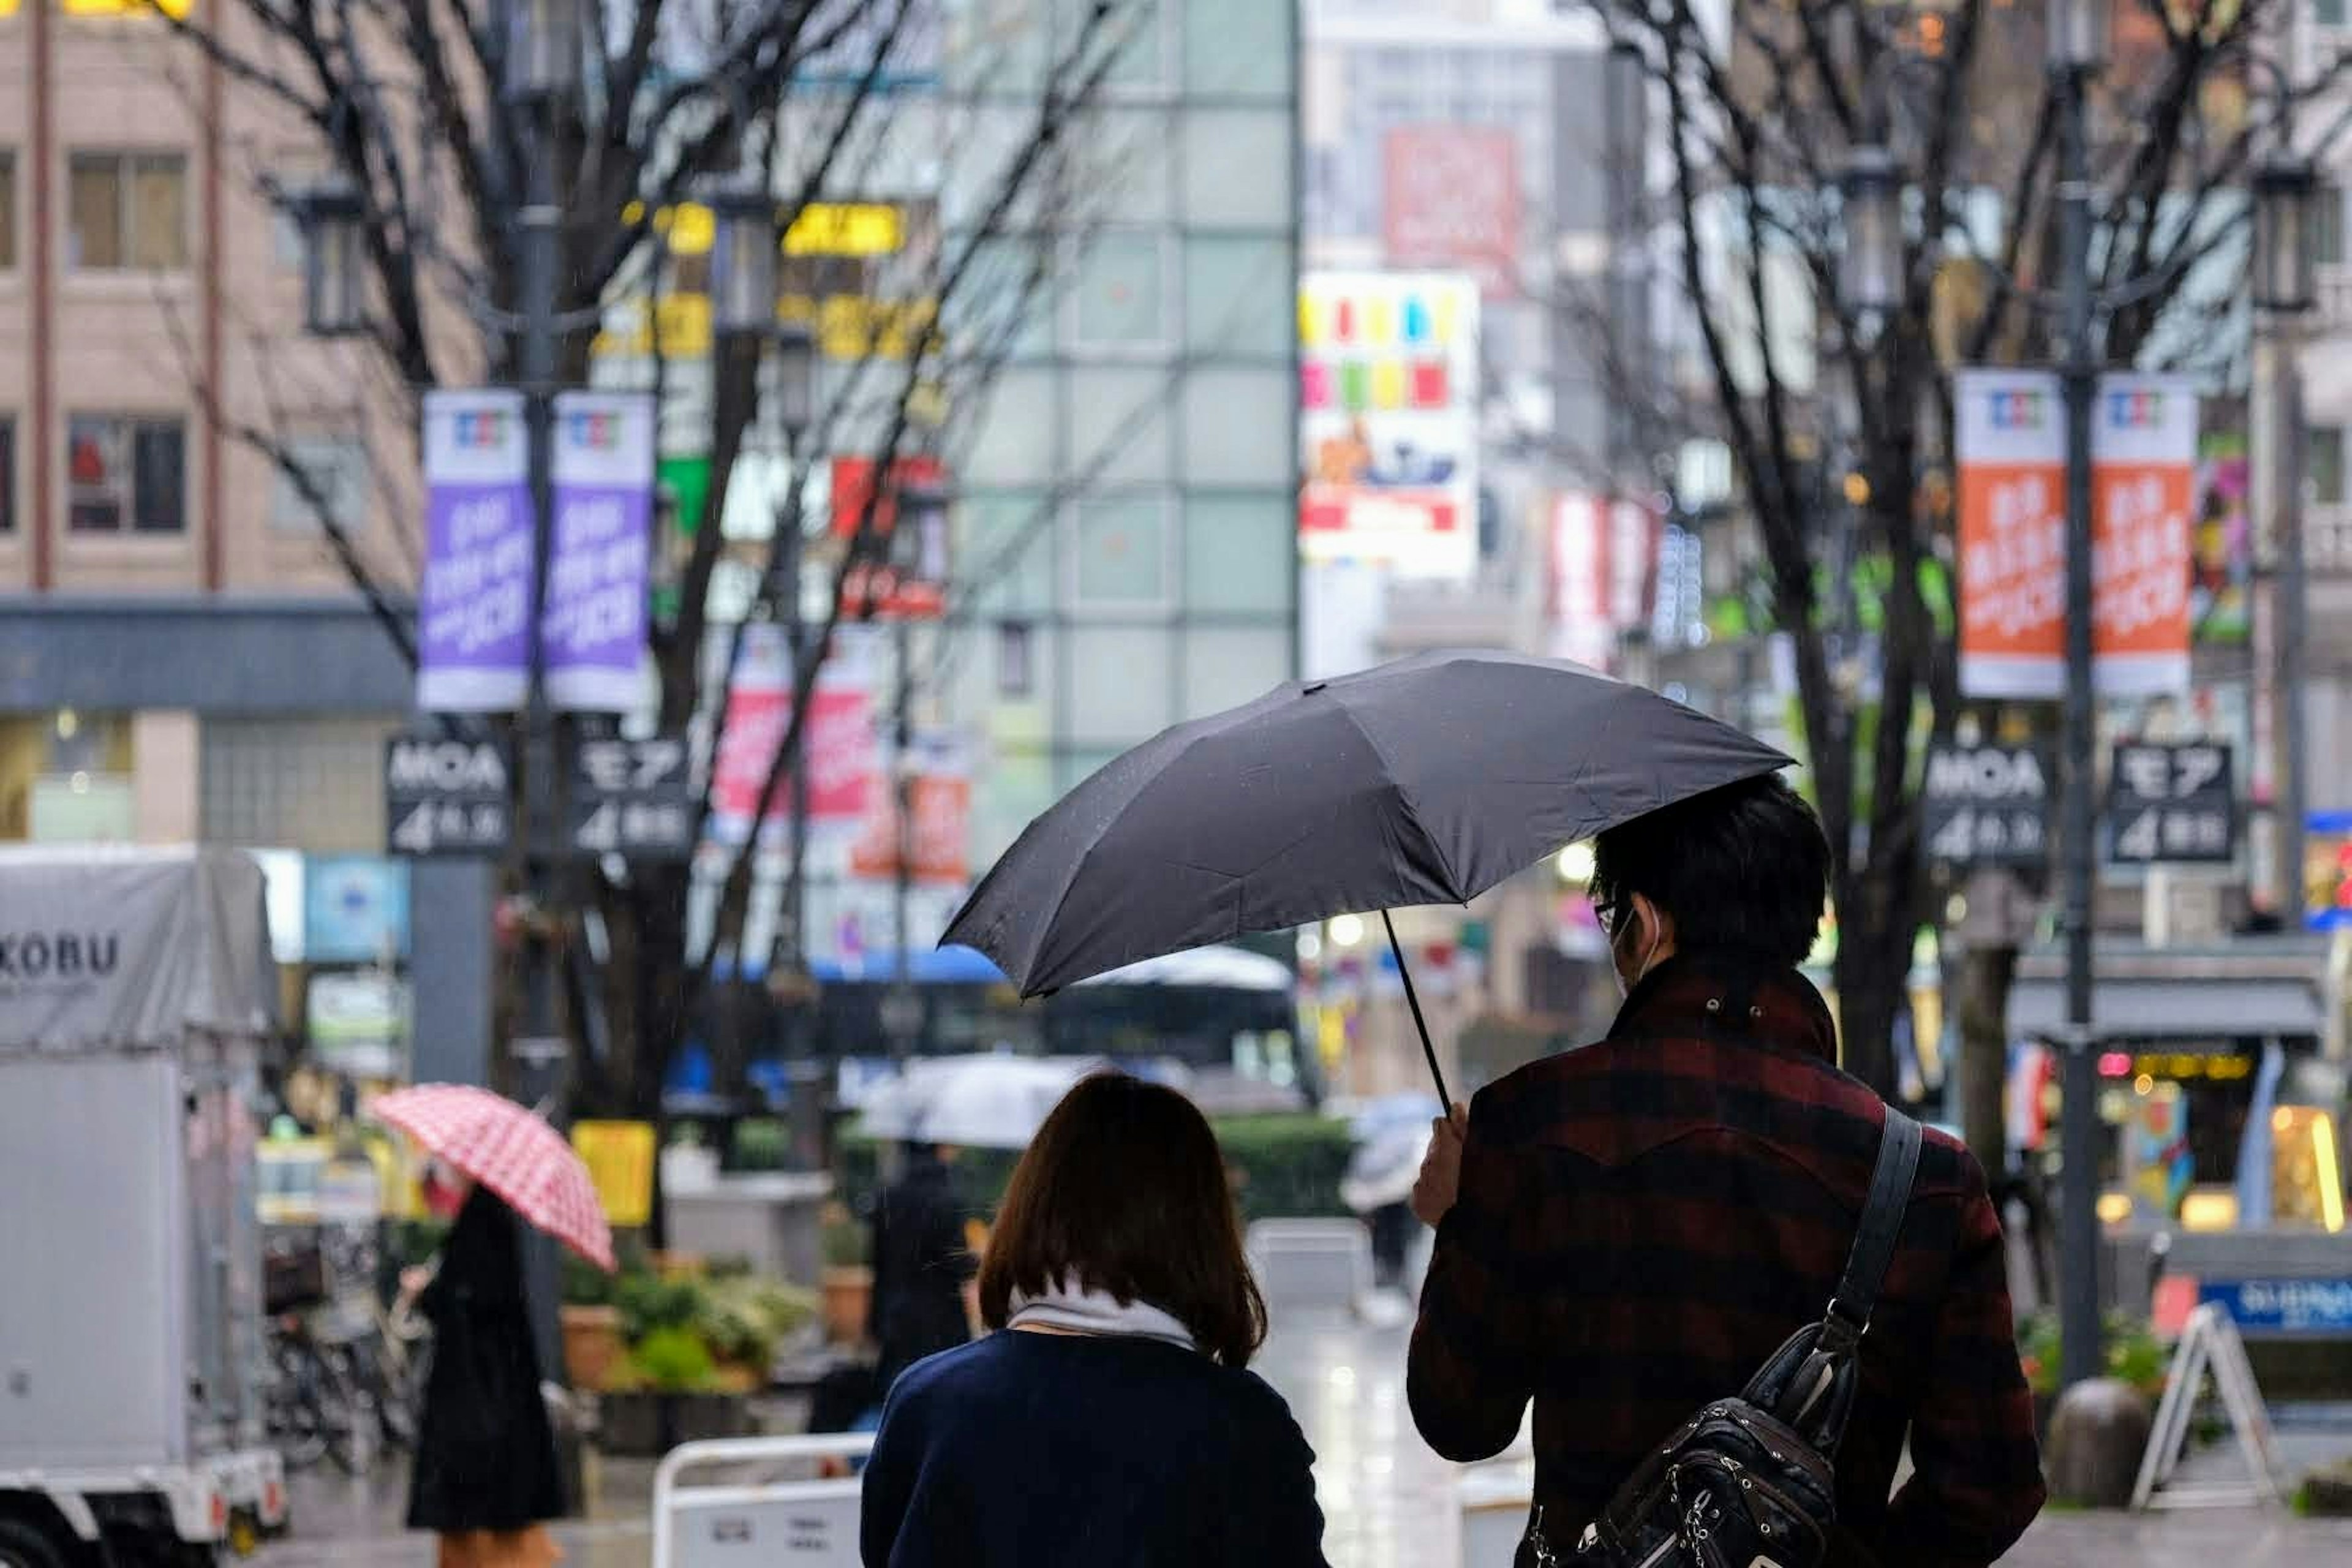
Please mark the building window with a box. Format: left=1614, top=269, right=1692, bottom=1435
left=996, top=621, right=1035, bottom=698
left=1071, top=232, right=1169, bottom=350
left=67, top=415, right=186, bottom=533
left=2318, top=185, right=2346, bottom=268
left=269, top=432, right=372, bottom=533
left=2310, top=424, right=2347, bottom=507
left=68, top=152, right=189, bottom=270
left=0, top=152, right=16, bottom=270
left=0, top=418, right=13, bottom=533
left=1072, top=496, right=1170, bottom=608
left=2320, top=0, right=2348, bottom=27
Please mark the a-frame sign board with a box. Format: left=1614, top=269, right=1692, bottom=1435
left=2131, top=1303, right=2285, bottom=1510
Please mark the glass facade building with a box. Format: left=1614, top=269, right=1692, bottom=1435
left=939, top=0, right=1304, bottom=866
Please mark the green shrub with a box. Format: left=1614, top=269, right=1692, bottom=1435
left=831, top=1112, right=1354, bottom=1229
left=2016, top=1311, right=2169, bottom=1399
left=616, top=1272, right=704, bottom=1343
left=731, top=1118, right=791, bottom=1172
left=631, top=1325, right=718, bottom=1392
left=1213, top=1115, right=1354, bottom=1223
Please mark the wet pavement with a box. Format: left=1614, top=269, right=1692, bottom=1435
left=260, top=1309, right=2352, bottom=1568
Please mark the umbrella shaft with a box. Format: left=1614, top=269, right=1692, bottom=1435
left=1381, top=910, right=1453, bottom=1107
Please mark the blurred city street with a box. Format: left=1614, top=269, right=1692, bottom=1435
left=247, top=1312, right=2352, bottom=1568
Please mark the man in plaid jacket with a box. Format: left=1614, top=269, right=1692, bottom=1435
left=1408, top=775, right=2045, bottom=1567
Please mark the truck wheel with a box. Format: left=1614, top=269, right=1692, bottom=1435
left=0, top=1517, right=76, bottom=1568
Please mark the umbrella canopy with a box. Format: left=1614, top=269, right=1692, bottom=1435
left=943, top=649, right=1790, bottom=1099
left=371, top=1084, right=616, bottom=1272
left=856, top=1054, right=1107, bottom=1150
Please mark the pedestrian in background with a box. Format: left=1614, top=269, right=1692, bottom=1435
left=861, top=1073, right=1327, bottom=1566
left=1408, top=775, right=2044, bottom=1567
left=867, top=1140, right=976, bottom=1393
left=404, top=1174, right=566, bottom=1568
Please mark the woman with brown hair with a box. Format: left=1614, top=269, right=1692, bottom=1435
left=859, top=1072, right=1327, bottom=1567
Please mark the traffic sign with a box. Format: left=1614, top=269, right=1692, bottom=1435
left=1921, top=744, right=2051, bottom=868
left=570, top=737, right=695, bottom=861
left=385, top=734, right=514, bottom=858
left=2108, top=741, right=2236, bottom=865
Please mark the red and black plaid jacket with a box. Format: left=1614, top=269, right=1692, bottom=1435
left=1409, top=952, right=2045, bottom=1567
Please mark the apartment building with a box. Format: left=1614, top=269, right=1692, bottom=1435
left=0, top=2, right=483, bottom=1082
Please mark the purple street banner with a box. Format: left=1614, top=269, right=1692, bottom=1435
left=418, top=389, right=533, bottom=712
left=545, top=391, right=657, bottom=712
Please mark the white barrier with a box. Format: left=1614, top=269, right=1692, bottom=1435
left=652, top=1433, right=878, bottom=1568
left=1246, top=1219, right=1375, bottom=1312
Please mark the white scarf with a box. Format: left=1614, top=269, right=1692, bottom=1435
left=1005, top=1276, right=1199, bottom=1352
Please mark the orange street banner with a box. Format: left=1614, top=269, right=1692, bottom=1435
left=1956, top=369, right=2066, bottom=698
left=1956, top=368, right=2198, bottom=699
left=2090, top=374, right=2196, bottom=696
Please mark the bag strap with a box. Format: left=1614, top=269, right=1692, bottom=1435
left=1826, top=1107, right=1923, bottom=1335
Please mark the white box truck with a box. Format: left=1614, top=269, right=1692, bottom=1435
left=0, top=848, right=289, bottom=1568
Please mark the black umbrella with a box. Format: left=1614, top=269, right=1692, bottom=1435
left=942, top=649, right=1792, bottom=1102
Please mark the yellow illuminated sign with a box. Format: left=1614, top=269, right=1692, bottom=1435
left=59, top=0, right=199, bottom=15
left=786, top=203, right=905, bottom=258
left=590, top=292, right=940, bottom=363
left=573, top=1120, right=656, bottom=1229
left=618, top=199, right=907, bottom=260
left=2133, top=1052, right=2253, bottom=1082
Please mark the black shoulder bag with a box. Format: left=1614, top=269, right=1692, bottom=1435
left=1546, top=1109, right=1924, bottom=1568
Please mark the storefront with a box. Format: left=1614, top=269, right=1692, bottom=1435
left=2007, top=938, right=2346, bottom=1235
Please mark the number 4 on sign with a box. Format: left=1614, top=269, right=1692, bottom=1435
left=1931, top=809, right=1977, bottom=863
left=393, top=802, right=438, bottom=856
left=2116, top=809, right=2162, bottom=862
left=576, top=802, right=622, bottom=854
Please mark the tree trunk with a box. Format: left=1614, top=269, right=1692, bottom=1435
left=1956, top=943, right=2019, bottom=1175
left=1830, top=870, right=1907, bottom=1097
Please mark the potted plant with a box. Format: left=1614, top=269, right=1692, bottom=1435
left=559, top=1254, right=628, bottom=1393
left=820, top=1205, right=873, bottom=1348
left=2018, top=1312, right=2170, bottom=1436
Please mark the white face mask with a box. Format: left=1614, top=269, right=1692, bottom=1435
left=1609, top=905, right=1662, bottom=1001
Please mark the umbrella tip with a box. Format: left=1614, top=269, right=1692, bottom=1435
left=1304, top=681, right=1329, bottom=695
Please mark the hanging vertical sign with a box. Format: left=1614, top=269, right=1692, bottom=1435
left=545, top=391, right=656, bottom=711
left=1955, top=368, right=2067, bottom=699
left=850, top=731, right=973, bottom=885
left=1956, top=369, right=2198, bottom=699
left=707, top=624, right=881, bottom=845
left=417, top=389, right=533, bottom=712
left=2090, top=373, right=2197, bottom=696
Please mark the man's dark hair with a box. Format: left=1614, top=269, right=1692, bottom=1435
left=1589, top=773, right=1830, bottom=970
left=978, top=1072, right=1265, bottom=1366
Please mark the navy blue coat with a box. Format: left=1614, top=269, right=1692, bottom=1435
left=861, top=1329, right=1327, bottom=1566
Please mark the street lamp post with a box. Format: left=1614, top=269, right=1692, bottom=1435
left=2048, top=0, right=2105, bottom=1396
left=1836, top=0, right=2113, bottom=1394
left=771, top=321, right=820, bottom=982
left=2253, top=153, right=2321, bottom=925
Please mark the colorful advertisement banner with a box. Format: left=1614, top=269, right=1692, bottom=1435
left=1954, top=368, right=2196, bottom=699
left=831, top=454, right=950, bottom=619
left=707, top=624, right=880, bottom=845
left=545, top=391, right=656, bottom=711
left=1299, top=270, right=1480, bottom=582
left=1548, top=494, right=1662, bottom=672
left=849, top=731, right=973, bottom=886
left=2092, top=373, right=2196, bottom=696
left=418, top=388, right=533, bottom=712
left=1382, top=126, right=1521, bottom=297
left=2192, top=420, right=2252, bottom=645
